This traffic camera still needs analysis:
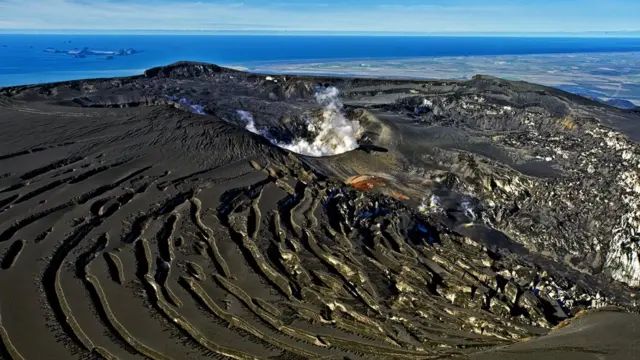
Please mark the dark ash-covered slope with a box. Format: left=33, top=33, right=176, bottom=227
left=0, top=62, right=639, bottom=359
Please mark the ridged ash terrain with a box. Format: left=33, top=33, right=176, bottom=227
left=1, top=62, right=640, bottom=359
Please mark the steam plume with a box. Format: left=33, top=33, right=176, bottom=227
left=237, top=86, right=361, bottom=157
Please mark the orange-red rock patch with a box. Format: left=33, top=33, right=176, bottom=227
left=391, top=191, right=410, bottom=200
left=346, top=175, right=386, bottom=191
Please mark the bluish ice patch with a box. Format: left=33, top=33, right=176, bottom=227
left=531, top=288, right=540, bottom=295
left=414, top=222, right=436, bottom=244
left=279, top=194, right=300, bottom=208
left=357, top=206, right=391, bottom=220
left=414, top=103, right=431, bottom=115
left=323, top=189, right=344, bottom=206
left=189, top=104, right=206, bottom=115
left=166, top=95, right=207, bottom=115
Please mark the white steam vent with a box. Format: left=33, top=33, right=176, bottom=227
left=237, top=86, right=361, bottom=157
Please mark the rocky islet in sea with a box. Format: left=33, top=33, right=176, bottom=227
left=43, top=46, right=142, bottom=59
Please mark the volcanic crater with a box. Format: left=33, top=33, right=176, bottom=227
left=1, top=62, right=640, bottom=359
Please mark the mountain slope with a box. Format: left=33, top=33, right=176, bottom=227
left=0, top=62, right=639, bottom=359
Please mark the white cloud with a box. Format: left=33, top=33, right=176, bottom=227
left=0, top=0, right=638, bottom=32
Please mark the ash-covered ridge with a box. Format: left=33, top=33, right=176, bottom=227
left=1, top=62, right=640, bottom=359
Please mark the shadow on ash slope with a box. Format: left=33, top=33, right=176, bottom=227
left=2, top=62, right=640, bottom=359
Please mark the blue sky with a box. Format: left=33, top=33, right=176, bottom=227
left=0, top=0, right=639, bottom=34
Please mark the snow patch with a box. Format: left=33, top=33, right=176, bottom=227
left=418, top=195, right=443, bottom=214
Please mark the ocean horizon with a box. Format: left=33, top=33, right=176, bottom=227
left=1, top=35, right=640, bottom=101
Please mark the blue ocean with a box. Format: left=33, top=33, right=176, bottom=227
left=1, top=35, right=640, bottom=87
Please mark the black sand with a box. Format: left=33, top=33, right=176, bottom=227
left=471, top=308, right=640, bottom=360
